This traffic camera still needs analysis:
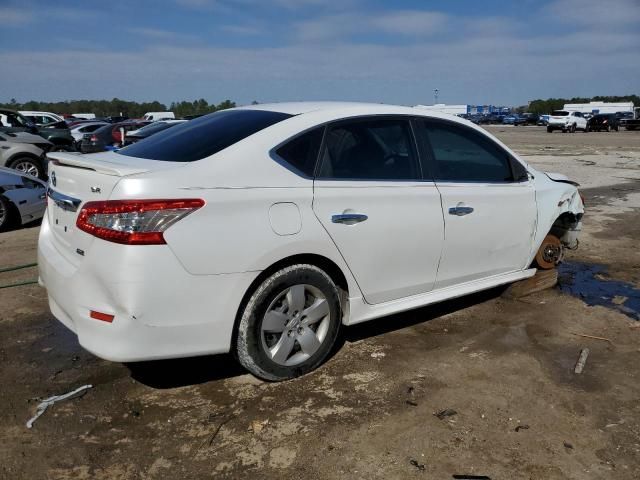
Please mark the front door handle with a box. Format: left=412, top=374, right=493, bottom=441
left=331, top=213, right=368, bottom=225
left=448, top=205, right=474, bottom=216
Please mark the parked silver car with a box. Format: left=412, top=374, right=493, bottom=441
left=0, top=166, right=47, bottom=231
left=0, top=132, right=49, bottom=179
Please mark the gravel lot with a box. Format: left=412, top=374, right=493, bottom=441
left=1, top=126, right=639, bottom=479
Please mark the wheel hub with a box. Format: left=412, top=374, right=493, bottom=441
left=260, top=284, right=331, bottom=366
left=542, top=243, right=562, bottom=264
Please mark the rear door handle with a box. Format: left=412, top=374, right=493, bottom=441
left=331, top=213, right=368, bottom=225
left=448, top=205, right=474, bottom=216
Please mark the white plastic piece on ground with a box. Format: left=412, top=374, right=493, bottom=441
left=26, top=384, right=93, bottom=428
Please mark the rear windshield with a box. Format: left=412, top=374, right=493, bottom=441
left=552, top=111, right=569, bottom=116
left=118, top=109, right=292, bottom=162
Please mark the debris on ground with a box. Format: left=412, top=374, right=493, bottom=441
left=574, top=348, right=590, bottom=374
left=515, top=424, right=530, bottom=432
left=570, top=332, right=613, bottom=344
left=434, top=409, right=457, bottom=420
left=564, top=441, right=574, bottom=449
left=26, top=384, right=93, bottom=429
left=452, top=475, right=491, bottom=480
left=249, top=419, right=269, bottom=434
left=502, top=269, right=558, bottom=299
left=370, top=352, right=386, bottom=359
left=405, top=400, right=418, bottom=407
left=409, top=459, right=426, bottom=471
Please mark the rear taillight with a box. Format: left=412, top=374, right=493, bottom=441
left=76, top=199, right=205, bottom=245
left=90, top=134, right=98, bottom=142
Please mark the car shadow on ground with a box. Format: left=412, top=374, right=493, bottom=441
left=127, top=353, right=246, bottom=389
left=128, top=286, right=505, bottom=389
left=342, top=286, right=505, bottom=344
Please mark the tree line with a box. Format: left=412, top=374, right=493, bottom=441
left=0, top=98, right=238, bottom=118
left=526, top=95, right=639, bottom=114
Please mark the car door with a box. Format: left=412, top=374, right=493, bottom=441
left=415, top=119, right=537, bottom=289
left=312, top=116, right=444, bottom=305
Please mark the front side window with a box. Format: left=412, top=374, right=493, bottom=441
left=317, top=118, right=419, bottom=180
left=275, top=127, right=323, bottom=177
left=419, top=120, right=515, bottom=183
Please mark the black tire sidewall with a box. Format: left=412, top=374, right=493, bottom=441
left=237, top=265, right=341, bottom=380
left=0, top=196, right=12, bottom=231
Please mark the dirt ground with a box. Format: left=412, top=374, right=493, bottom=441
left=1, top=126, right=639, bottom=480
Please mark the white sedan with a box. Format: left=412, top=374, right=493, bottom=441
left=38, top=102, right=584, bottom=380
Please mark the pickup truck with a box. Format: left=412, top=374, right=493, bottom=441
left=547, top=110, right=588, bottom=133
left=619, top=108, right=640, bottom=131
left=0, top=109, right=75, bottom=151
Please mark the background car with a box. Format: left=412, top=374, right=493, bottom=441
left=19, top=111, right=67, bottom=129
left=0, top=109, right=75, bottom=151
left=123, top=119, right=187, bottom=145
left=80, top=120, right=150, bottom=153
left=502, top=114, right=527, bottom=126
left=587, top=114, right=619, bottom=132
left=0, top=166, right=46, bottom=231
left=537, top=115, right=550, bottom=126
left=69, top=121, right=109, bottom=146
left=0, top=133, right=49, bottom=179
left=547, top=110, right=588, bottom=133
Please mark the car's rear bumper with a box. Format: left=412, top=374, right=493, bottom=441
left=38, top=215, right=258, bottom=362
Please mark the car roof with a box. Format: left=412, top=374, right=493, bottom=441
left=237, top=101, right=419, bottom=116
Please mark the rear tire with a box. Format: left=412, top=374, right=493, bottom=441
left=236, top=264, right=342, bottom=381
left=0, top=196, right=13, bottom=232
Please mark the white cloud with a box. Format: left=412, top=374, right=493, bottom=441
left=294, top=10, right=448, bottom=41
left=220, top=24, right=264, bottom=35
left=548, top=0, right=640, bottom=28
left=0, top=7, right=34, bottom=26
left=371, top=10, right=448, bottom=36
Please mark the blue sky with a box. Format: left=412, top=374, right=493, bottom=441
left=0, top=0, right=638, bottom=107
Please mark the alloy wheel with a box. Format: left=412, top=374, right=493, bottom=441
left=13, top=160, right=40, bottom=177
left=260, top=284, right=331, bottom=366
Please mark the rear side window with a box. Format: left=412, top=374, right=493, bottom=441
left=275, top=127, right=323, bottom=177
left=419, top=121, right=514, bottom=182
left=118, top=110, right=292, bottom=162
left=317, top=118, right=419, bottom=180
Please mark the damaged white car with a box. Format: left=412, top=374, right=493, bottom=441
left=38, top=102, right=583, bottom=380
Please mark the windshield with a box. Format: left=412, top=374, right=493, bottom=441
left=118, top=109, right=292, bottom=162
left=552, top=111, right=569, bottom=116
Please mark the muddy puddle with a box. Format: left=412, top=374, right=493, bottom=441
left=558, top=262, right=640, bottom=320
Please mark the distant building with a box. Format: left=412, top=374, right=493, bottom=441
left=414, top=104, right=511, bottom=115
left=563, top=101, right=634, bottom=114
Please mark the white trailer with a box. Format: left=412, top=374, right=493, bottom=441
left=563, top=101, right=634, bottom=115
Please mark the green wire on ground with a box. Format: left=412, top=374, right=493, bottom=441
left=0, top=280, right=39, bottom=289
left=0, top=262, right=38, bottom=274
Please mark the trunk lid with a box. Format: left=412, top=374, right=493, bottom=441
left=45, top=151, right=182, bottom=268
